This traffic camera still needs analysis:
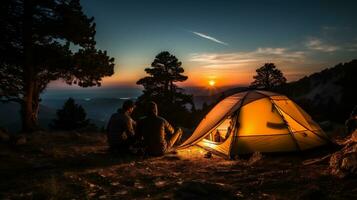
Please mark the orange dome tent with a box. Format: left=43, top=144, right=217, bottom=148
left=179, top=90, right=330, bottom=158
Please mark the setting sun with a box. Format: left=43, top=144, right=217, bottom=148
left=208, top=80, right=216, bottom=86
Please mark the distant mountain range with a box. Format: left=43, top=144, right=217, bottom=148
left=0, top=98, right=129, bottom=132
left=282, top=59, right=357, bottom=122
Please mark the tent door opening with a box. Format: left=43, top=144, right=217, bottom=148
left=204, top=115, right=235, bottom=144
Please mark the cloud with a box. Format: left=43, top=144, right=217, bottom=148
left=346, top=42, right=357, bottom=51
left=188, top=48, right=309, bottom=82
left=306, top=38, right=339, bottom=52
left=190, top=48, right=305, bottom=69
left=191, top=31, right=228, bottom=46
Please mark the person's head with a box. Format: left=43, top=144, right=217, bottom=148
left=122, top=100, right=135, bottom=114
left=146, top=101, right=158, bottom=116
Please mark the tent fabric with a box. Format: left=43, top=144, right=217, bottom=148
left=233, top=134, right=297, bottom=154
left=238, top=98, right=289, bottom=136
left=178, top=90, right=330, bottom=158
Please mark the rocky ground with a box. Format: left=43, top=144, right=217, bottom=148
left=0, top=131, right=356, bottom=200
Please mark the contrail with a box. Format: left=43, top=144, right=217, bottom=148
left=191, top=31, right=228, bottom=46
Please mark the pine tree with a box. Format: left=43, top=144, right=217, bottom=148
left=250, top=63, right=286, bottom=90
left=51, top=98, right=90, bottom=131
left=0, top=0, right=115, bottom=132
left=136, top=51, right=193, bottom=126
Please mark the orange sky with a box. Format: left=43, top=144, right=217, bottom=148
left=99, top=52, right=327, bottom=88
left=48, top=47, right=353, bottom=90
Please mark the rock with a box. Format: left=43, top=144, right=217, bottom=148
left=329, top=152, right=345, bottom=178
left=15, top=135, right=27, bottom=145
left=351, top=131, right=357, bottom=142
left=0, top=129, right=10, bottom=142
left=111, top=182, right=119, bottom=186
left=154, top=180, right=167, bottom=188
left=248, top=152, right=263, bottom=165
left=134, top=182, right=144, bottom=189
left=340, top=153, right=357, bottom=172
left=329, top=131, right=357, bottom=178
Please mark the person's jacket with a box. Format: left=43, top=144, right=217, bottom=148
left=136, top=114, right=174, bottom=156
left=106, top=109, right=135, bottom=146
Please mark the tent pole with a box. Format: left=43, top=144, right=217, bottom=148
left=228, top=91, right=251, bottom=159
left=270, top=99, right=301, bottom=151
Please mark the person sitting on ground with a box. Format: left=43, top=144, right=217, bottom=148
left=136, top=101, right=182, bottom=156
left=106, top=100, right=136, bottom=153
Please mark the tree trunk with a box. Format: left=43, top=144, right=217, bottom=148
left=32, top=81, right=40, bottom=127
left=21, top=82, right=38, bottom=132
left=21, top=0, right=37, bottom=132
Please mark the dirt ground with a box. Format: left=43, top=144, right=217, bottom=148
left=0, top=132, right=356, bottom=200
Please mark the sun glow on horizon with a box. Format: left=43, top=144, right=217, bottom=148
left=208, top=80, right=216, bottom=87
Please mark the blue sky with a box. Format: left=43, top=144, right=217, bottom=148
left=50, top=0, right=357, bottom=88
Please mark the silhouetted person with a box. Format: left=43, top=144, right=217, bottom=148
left=107, top=100, right=136, bottom=153
left=345, top=106, right=357, bottom=135
left=136, top=102, right=182, bottom=156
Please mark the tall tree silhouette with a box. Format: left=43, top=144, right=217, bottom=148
left=250, top=63, right=286, bottom=90
left=0, top=0, right=115, bottom=132
left=136, top=51, right=193, bottom=126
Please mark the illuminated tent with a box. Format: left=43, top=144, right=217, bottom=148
left=179, top=90, right=330, bottom=158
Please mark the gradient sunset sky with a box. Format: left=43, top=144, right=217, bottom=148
left=50, top=0, right=357, bottom=89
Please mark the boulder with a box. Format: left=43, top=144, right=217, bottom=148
left=329, top=131, right=357, bottom=178
left=248, top=152, right=263, bottom=165
left=351, top=131, right=357, bottom=142
left=15, top=134, right=27, bottom=145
